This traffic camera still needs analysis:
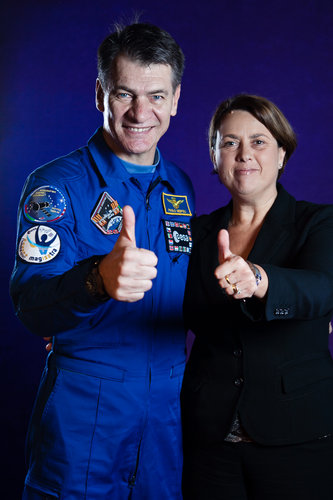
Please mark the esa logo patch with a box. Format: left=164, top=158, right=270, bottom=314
left=91, top=192, right=123, bottom=235
left=24, top=185, right=67, bottom=223
left=18, top=225, right=61, bottom=263
left=162, top=193, right=192, bottom=216
left=162, top=220, right=192, bottom=254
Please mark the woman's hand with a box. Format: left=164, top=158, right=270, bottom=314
left=43, top=337, right=53, bottom=352
left=215, top=229, right=267, bottom=300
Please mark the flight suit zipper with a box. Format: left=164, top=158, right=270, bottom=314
left=128, top=178, right=161, bottom=495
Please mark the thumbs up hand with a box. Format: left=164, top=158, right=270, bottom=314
left=217, top=228, right=233, bottom=264
left=98, top=205, right=158, bottom=302
left=116, top=204, right=138, bottom=249
left=215, top=229, right=258, bottom=299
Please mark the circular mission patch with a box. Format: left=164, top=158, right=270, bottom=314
left=24, top=185, right=67, bottom=223
left=18, top=225, right=61, bottom=264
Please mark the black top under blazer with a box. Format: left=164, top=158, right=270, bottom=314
left=181, top=184, right=333, bottom=447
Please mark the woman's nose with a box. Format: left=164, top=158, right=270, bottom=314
left=236, top=143, right=252, bottom=162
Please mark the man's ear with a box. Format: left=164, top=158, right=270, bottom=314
left=95, top=79, right=105, bottom=112
left=170, top=84, right=181, bottom=117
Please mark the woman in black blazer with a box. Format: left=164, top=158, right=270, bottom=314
left=181, top=94, right=333, bottom=500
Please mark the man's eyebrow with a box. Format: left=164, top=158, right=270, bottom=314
left=112, top=85, right=169, bottom=96
left=112, top=85, right=134, bottom=94
left=148, top=88, right=169, bottom=95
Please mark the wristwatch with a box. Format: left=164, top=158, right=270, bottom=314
left=247, top=261, right=262, bottom=287
left=85, top=258, right=109, bottom=301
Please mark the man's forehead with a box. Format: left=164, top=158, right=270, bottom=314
left=110, top=55, right=173, bottom=89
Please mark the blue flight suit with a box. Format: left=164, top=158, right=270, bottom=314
left=10, top=128, right=195, bottom=499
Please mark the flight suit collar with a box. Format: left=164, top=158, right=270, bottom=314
left=87, top=127, right=176, bottom=192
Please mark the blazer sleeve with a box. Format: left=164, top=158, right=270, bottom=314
left=243, top=204, right=333, bottom=322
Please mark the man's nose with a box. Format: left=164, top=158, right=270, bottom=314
left=129, top=97, right=151, bottom=122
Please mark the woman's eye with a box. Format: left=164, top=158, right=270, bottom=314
left=222, top=141, right=237, bottom=148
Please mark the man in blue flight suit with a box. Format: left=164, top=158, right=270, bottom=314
left=10, top=23, right=195, bottom=499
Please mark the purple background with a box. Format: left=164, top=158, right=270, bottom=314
left=1, top=0, right=333, bottom=496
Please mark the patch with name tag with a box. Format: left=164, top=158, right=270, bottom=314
left=162, top=220, right=192, bottom=254
left=162, top=193, right=192, bottom=216
left=91, top=192, right=123, bottom=235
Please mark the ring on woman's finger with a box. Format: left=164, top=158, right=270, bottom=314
left=225, top=274, right=231, bottom=285
left=232, top=283, right=240, bottom=295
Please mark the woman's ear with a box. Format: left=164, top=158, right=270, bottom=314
left=211, top=148, right=218, bottom=172
left=278, top=147, right=286, bottom=168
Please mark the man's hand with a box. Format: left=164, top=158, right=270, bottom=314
left=98, top=205, right=158, bottom=302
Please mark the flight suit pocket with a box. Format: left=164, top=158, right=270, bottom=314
left=27, top=367, right=102, bottom=495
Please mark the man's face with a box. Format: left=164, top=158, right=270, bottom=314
left=96, top=55, right=181, bottom=165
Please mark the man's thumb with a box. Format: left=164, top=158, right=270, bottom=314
left=217, top=229, right=232, bottom=263
left=118, top=205, right=136, bottom=247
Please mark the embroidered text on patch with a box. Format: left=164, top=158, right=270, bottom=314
left=18, top=225, right=61, bottom=263
left=91, top=192, right=123, bottom=235
left=162, top=220, right=192, bottom=254
left=24, top=185, right=67, bottom=223
left=162, top=193, right=192, bottom=216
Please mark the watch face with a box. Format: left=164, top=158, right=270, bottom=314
left=85, top=263, right=109, bottom=301
left=85, top=267, right=98, bottom=295
left=247, top=262, right=261, bottom=286
left=254, top=266, right=262, bottom=286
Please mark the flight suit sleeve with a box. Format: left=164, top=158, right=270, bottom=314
left=10, top=174, right=109, bottom=337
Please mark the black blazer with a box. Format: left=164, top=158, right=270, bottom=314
left=181, top=184, right=333, bottom=447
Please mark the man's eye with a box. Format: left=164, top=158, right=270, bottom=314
left=118, top=92, right=130, bottom=99
left=152, top=95, right=163, bottom=101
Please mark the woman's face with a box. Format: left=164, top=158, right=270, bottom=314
left=213, top=110, right=286, bottom=201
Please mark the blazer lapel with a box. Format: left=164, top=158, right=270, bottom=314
left=198, top=204, right=232, bottom=301
left=248, top=184, right=296, bottom=264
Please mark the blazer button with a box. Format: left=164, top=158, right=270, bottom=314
left=274, top=307, right=290, bottom=316
left=233, top=349, right=243, bottom=358
left=234, top=377, right=244, bottom=387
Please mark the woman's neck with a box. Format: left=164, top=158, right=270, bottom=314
left=227, top=191, right=278, bottom=259
left=229, top=190, right=277, bottom=228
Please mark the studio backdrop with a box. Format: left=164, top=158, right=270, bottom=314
left=1, top=0, right=332, bottom=497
